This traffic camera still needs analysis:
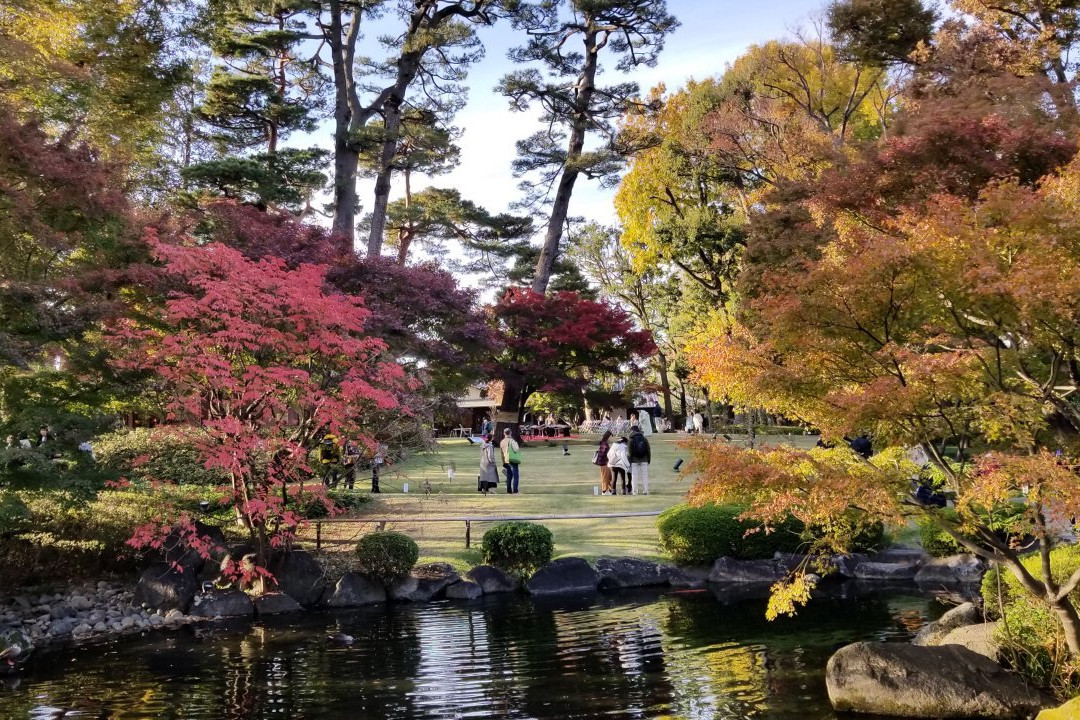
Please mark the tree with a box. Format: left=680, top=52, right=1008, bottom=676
left=570, top=223, right=680, bottom=415
left=486, top=288, right=655, bottom=424
left=826, top=0, right=937, bottom=65
left=685, top=97, right=1080, bottom=653
left=109, top=237, right=406, bottom=587
left=320, top=0, right=510, bottom=247
left=499, top=0, right=678, bottom=294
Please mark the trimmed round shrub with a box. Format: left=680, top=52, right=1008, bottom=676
left=657, top=504, right=806, bottom=566
left=481, top=521, right=554, bottom=578
left=981, top=544, right=1080, bottom=696
left=355, top=531, right=419, bottom=584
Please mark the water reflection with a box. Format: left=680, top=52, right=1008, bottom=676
left=0, top=587, right=947, bottom=719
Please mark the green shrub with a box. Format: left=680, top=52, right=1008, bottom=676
left=93, top=427, right=226, bottom=486
left=920, top=504, right=1029, bottom=558
left=657, top=504, right=806, bottom=566
left=481, top=521, right=554, bottom=578
left=355, top=531, right=419, bottom=584
left=919, top=514, right=965, bottom=557
left=981, top=544, right=1080, bottom=696
left=290, top=489, right=371, bottom=519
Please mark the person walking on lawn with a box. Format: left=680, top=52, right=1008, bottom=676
left=319, top=434, right=342, bottom=488
left=628, top=425, right=651, bottom=495
left=479, top=434, right=499, bottom=494
left=607, top=436, right=630, bottom=495
left=499, top=427, right=521, bottom=494
left=594, top=430, right=613, bottom=494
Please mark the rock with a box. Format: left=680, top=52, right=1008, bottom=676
left=190, top=590, right=255, bottom=619
left=92, top=622, right=107, bottom=633
left=119, top=616, right=136, bottom=630
left=664, top=566, right=708, bottom=589
left=869, top=546, right=930, bottom=565
left=596, top=557, right=668, bottom=589
left=914, top=602, right=983, bottom=646
left=71, top=623, right=92, bottom=637
left=1037, top=696, right=1080, bottom=719
left=253, top=593, right=303, bottom=616
left=325, top=573, right=386, bottom=608
left=390, top=563, right=461, bottom=602
left=267, top=551, right=327, bottom=607
left=133, top=562, right=199, bottom=613
left=826, top=641, right=1049, bottom=719
left=47, top=618, right=74, bottom=636
left=939, top=622, right=1001, bottom=661
left=48, top=603, right=74, bottom=620
left=915, top=554, right=986, bottom=585
left=708, top=556, right=784, bottom=584
left=165, top=609, right=185, bottom=620
left=853, top=562, right=919, bottom=581
left=68, top=595, right=93, bottom=611
left=526, top=558, right=600, bottom=596
left=445, top=581, right=484, bottom=600
left=12, top=596, right=30, bottom=611
left=465, top=565, right=519, bottom=594
left=830, top=553, right=869, bottom=578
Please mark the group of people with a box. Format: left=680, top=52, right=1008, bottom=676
left=593, top=426, right=651, bottom=495
left=478, top=428, right=521, bottom=494
left=318, top=434, right=386, bottom=493
left=683, top=412, right=705, bottom=434
left=5, top=425, right=52, bottom=450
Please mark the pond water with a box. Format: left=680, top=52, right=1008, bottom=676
left=0, top=585, right=950, bottom=719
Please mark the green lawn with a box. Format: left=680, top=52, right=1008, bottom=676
left=304, top=432, right=820, bottom=571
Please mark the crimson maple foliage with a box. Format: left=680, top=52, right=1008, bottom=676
left=486, top=288, right=656, bottom=421
left=108, top=234, right=406, bottom=588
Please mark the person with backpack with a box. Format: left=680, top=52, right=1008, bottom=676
left=319, top=434, right=342, bottom=488
left=594, top=430, right=613, bottom=494
left=499, top=427, right=521, bottom=494
left=628, top=425, right=652, bottom=496
left=607, top=436, right=630, bottom=495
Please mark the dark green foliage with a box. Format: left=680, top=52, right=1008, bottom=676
left=826, top=0, right=937, bottom=65
left=982, top=544, right=1080, bottom=697
left=657, top=504, right=805, bottom=565
left=919, top=513, right=965, bottom=557
left=290, top=489, right=371, bottom=519
left=481, top=521, right=554, bottom=578
left=182, top=148, right=328, bottom=212
left=93, top=427, right=226, bottom=486
left=354, top=531, right=419, bottom=584
left=919, top=504, right=1028, bottom=558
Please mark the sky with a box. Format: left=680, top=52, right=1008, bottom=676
left=341, top=0, right=826, bottom=249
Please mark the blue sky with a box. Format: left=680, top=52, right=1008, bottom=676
left=352, top=0, right=825, bottom=241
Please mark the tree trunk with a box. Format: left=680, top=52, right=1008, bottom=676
left=1051, top=597, right=1080, bottom=656
left=657, top=351, right=673, bottom=417
left=396, top=167, right=413, bottom=264
left=328, top=0, right=359, bottom=243
left=367, top=98, right=404, bottom=256
left=531, top=29, right=600, bottom=294
left=703, top=386, right=714, bottom=434
left=493, top=379, right=524, bottom=444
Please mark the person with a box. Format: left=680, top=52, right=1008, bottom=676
left=342, top=439, right=361, bottom=490
left=479, top=434, right=499, bottom=494
left=319, top=434, right=342, bottom=488
left=4, top=435, right=12, bottom=449
left=628, top=424, right=651, bottom=496
left=370, top=442, right=386, bottom=493
left=848, top=434, right=872, bottom=459
left=482, top=416, right=493, bottom=437
left=35, top=425, right=50, bottom=447
left=608, top=436, right=630, bottom=495
left=594, top=431, right=613, bottom=495
left=684, top=415, right=694, bottom=433
left=692, top=412, right=704, bottom=435
left=499, top=428, right=521, bottom=494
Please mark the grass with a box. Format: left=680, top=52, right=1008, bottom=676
left=301, top=432, right=820, bottom=571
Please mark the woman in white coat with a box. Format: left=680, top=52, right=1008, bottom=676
left=607, top=437, right=631, bottom=495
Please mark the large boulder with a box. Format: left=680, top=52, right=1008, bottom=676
left=325, top=572, right=386, bottom=608
left=596, top=557, right=668, bottom=589
left=708, top=556, right=784, bottom=584
left=253, top=592, right=303, bottom=616
left=869, top=546, right=930, bottom=566
left=913, top=602, right=983, bottom=646
left=267, top=551, right=327, bottom=607
left=664, top=566, right=708, bottom=589
left=389, top=563, right=460, bottom=602
left=830, top=553, right=869, bottom=579
left=465, top=565, right=519, bottom=594
left=915, top=554, right=986, bottom=585
left=190, top=589, right=254, bottom=619
left=134, top=562, right=199, bottom=613
left=853, top=562, right=919, bottom=581
left=939, top=622, right=1001, bottom=661
left=826, top=642, right=1049, bottom=719
left=445, top=580, right=484, bottom=600
left=147, top=520, right=227, bottom=574
left=526, top=558, right=600, bottom=596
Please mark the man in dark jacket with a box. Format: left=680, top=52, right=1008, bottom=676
left=627, top=425, right=651, bottom=495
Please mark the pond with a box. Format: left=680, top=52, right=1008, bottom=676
left=0, top=585, right=950, bottom=719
